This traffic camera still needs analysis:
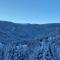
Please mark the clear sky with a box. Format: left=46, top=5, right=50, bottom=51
left=0, top=0, right=60, bottom=24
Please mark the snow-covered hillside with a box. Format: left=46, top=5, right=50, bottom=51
left=0, top=21, right=60, bottom=60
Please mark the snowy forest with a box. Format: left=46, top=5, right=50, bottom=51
left=0, top=21, right=60, bottom=60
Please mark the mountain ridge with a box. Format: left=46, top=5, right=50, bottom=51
left=0, top=21, right=60, bottom=60
left=0, top=21, right=60, bottom=44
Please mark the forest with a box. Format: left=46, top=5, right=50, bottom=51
left=0, top=21, right=60, bottom=60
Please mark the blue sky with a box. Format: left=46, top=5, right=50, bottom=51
left=0, top=0, right=60, bottom=24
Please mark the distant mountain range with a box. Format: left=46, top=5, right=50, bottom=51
left=0, top=21, right=60, bottom=60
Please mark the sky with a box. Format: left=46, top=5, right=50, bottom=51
left=0, top=0, right=60, bottom=24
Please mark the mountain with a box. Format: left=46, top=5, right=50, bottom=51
left=0, top=21, right=60, bottom=60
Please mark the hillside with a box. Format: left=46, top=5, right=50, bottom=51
left=0, top=21, right=60, bottom=60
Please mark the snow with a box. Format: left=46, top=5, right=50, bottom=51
left=0, top=21, right=60, bottom=60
